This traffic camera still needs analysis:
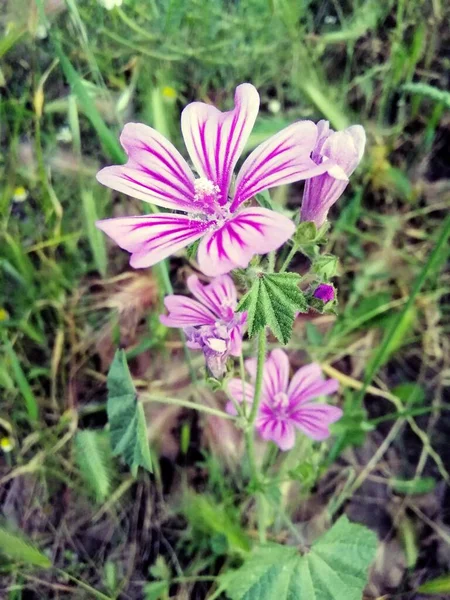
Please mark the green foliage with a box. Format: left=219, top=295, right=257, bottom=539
left=51, top=38, right=125, bottom=163
left=223, top=516, right=377, bottom=600
left=418, top=575, right=450, bottom=594
left=107, top=350, right=153, bottom=475
left=75, top=429, right=113, bottom=503
left=389, top=477, right=436, bottom=496
left=402, top=82, right=450, bottom=109
left=0, top=526, right=52, bottom=568
left=183, top=494, right=251, bottom=555
left=238, top=273, right=307, bottom=344
left=81, top=189, right=107, bottom=277
left=4, top=341, right=38, bottom=422
left=312, top=255, right=339, bottom=280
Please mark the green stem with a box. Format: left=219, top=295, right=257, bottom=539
left=248, top=330, right=267, bottom=425
left=56, top=570, right=112, bottom=600
left=141, top=394, right=236, bottom=420
left=279, top=243, right=298, bottom=273
left=244, top=330, right=267, bottom=543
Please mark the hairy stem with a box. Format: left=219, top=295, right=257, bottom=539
left=279, top=243, right=298, bottom=273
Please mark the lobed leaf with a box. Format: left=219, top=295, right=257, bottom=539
left=107, top=350, right=153, bottom=475
left=223, top=516, right=377, bottom=600
left=238, top=273, right=307, bottom=344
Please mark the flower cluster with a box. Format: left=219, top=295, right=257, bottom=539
left=227, top=349, right=342, bottom=450
left=96, top=83, right=364, bottom=276
left=97, top=82, right=365, bottom=452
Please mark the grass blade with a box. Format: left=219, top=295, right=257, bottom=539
left=0, top=526, right=51, bottom=568
left=356, top=214, right=450, bottom=402
left=81, top=189, right=107, bottom=276
left=51, top=39, right=125, bottom=163
left=4, top=342, right=39, bottom=422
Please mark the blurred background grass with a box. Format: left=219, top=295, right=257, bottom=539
left=1, top=0, right=450, bottom=598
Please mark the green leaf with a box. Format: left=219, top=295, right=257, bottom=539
left=0, top=526, right=52, bottom=568
left=107, top=350, right=153, bottom=475
left=237, top=273, right=307, bottom=344
left=392, top=383, right=425, bottom=405
left=81, top=189, right=107, bottom=277
left=418, top=575, right=450, bottom=594
left=4, top=342, right=39, bottom=422
left=224, top=516, right=377, bottom=600
left=183, top=494, right=251, bottom=554
left=312, top=254, right=339, bottom=279
left=75, top=430, right=113, bottom=503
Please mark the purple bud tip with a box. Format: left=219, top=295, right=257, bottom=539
left=314, top=284, right=335, bottom=303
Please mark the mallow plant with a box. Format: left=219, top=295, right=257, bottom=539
left=97, top=83, right=377, bottom=599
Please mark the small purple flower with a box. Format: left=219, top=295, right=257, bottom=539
left=227, top=349, right=342, bottom=450
left=300, top=120, right=366, bottom=227
left=314, top=283, right=335, bottom=304
left=96, top=84, right=335, bottom=276
left=160, top=274, right=246, bottom=377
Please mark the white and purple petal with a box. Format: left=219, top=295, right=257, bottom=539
left=159, top=296, right=217, bottom=328
left=301, top=124, right=366, bottom=227
left=256, top=415, right=296, bottom=451
left=187, top=274, right=238, bottom=319
left=197, top=207, right=295, bottom=276
left=226, top=378, right=255, bottom=415
left=96, top=213, right=211, bottom=269
left=290, top=403, right=343, bottom=441
left=287, top=363, right=324, bottom=403
left=97, top=123, right=201, bottom=213
left=264, top=349, right=290, bottom=400
left=181, top=83, right=260, bottom=204
left=231, top=121, right=332, bottom=210
left=228, top=313, right=247, bottom=356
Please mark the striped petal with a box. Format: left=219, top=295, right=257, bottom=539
left=288, top=363, right=339, bottom=405
left=96, top=123, right=201, bottom=213
left=96, top=213, right=210, bottom=269
left=287, top=363, right=323, bottom=402
left=181, top=83, right=259, bottom=205
left=301, top=124, right=366, bottom=227
left=264, top=349, right=290, bottom=399
left=197, top=207, right=295, bottom=276
left=187, top=274, right=237, bottom=319
left=290, top=403, right=343, bottom=441
left=160, top=296, right=216, bottom=328
left=231, top=121, right=331, bottom=211
left=226, top=378, right=255, bottom=415
left=256, top=416, right=296, bottom=451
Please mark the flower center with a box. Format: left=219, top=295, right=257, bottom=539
left=272, top=392, right=290, bottom=411
left=194, top=177, right=221, bottom=204
left=193, top=178, right=231, bottom=224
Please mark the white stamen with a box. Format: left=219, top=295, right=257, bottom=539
left=206, top=338, right=228, bottom=353
left=194, top=177, right=220, bottom=202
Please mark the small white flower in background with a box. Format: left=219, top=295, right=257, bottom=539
left=13, top=186, right=28, bottom=203
left=98, top=0, right=122, bottom=9
left=324, top=15, right=337, bottom=24
left=268, top=99, right=281, bottom=114
left=36, top=24, right=48, bottom=39
left=57, top=126, right=73, bottom=143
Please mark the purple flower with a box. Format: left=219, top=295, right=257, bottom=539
left=160, top=274, right=246, bottom=377
left=313, top=283, right=335, bottom=303
left=96, top=84, right=334, bottom=276
left=227, top=349, right=342, bottom=450
left=300, top=120, right=366, bottom=227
